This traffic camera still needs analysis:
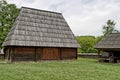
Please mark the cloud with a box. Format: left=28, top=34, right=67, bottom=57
left=62, top=0, right=120, bottom=36
left=24, top=0, right=35, bottom=3
left=7, top=0, right=36, bottom=7
left=6, top=0, right=120, bottom=36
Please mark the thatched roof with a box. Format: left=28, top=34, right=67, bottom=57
left=2, top=7, right=80, bottom=48
left=95, top=33, right=120, bottom=50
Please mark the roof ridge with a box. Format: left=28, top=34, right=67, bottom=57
left=21, top=6, right=62, bottom=14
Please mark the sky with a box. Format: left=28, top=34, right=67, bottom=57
left=6, top=0, right=120, bottom=36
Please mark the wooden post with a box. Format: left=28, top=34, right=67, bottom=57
left=11, top=47, right=15, bottom=62
left=76, top=48, right=78, bottom=59
left=109, top=52, right=114, bottom=63
left=60, top=48, right=62, bottom=60
left=8, top=48, right=11, bottom=61
left=3, top=53, right=5, bottom=59
left=34, top=47, right=37, bottom=62
left=3, top=48, right=6, bottom=60
left=40, top=48, right=42, bottom=60
left=98, top=50, right=101, bottom=62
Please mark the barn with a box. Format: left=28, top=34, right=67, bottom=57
left=95, top=33, right=120, bottom=63
left=2, top=7, right=80, bottom=61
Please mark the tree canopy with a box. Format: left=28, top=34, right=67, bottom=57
left=0, top=0, right=19, bottom=47
left=76, top=36, right=99, bottom=53
left=103, top=20, right=119, bottom=36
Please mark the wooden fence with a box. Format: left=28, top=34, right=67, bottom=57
left=78, top=53, right=99, bottom=59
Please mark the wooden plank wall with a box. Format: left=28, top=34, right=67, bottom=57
left=5, top=47, right=77, bottom=61
left=36, top=48, right=43, bottom=60
left=61, top=48, right=77, bottom=59
left=42, top=48, right=60, bottom=60
left=13, top=47, right=35, bottom=61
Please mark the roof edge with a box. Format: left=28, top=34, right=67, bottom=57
left=21, top=6, right=62, bottom=14
left=4, top=45, right=80, bottom=48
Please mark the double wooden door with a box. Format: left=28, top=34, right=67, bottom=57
left=42, top=48, right=59, bottom=60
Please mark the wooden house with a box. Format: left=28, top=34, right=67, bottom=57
left=95, top=33, right=120, bottom=63
left=2, top=7, right=80, bottom=61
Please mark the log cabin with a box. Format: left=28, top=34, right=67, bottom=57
left=95, top=33, right=120, bottom=63
left=2, top=7, right=80, bottom=61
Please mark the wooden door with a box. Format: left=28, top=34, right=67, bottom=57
left=42, top=48, right=59, bottom=60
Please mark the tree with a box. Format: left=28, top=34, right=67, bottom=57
left=0, top=0, right=19, bottom=47
left=103, top=20, right=119, bottom=36
left=76, top=36, right=98, bottom=53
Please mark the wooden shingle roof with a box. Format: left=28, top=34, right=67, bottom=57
left=95, top=33, right=120, bottom=49
left=2, top=7, right=80, bottom=48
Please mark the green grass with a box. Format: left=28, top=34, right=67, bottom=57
left=0, top=58, right=120, bottom=80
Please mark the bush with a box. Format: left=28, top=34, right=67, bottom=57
left=76, top=36, right=101, bottom=53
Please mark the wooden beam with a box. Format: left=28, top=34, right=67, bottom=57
left=11, top=47, right=15, bottom=62
left=109, top=52, right=114, bottom=63
left=98, top=50, right=101, bottom=62
left=34, top=47, right=37, bottom=62
left=98, top=50, right=101, bottom=58
left=76, top=48, right=78, bottom=59
left=60, top=48, right=62, bottom=60
left=39, top=48, right=42, bottom=60
left=8, top=47, right=11, bottom=61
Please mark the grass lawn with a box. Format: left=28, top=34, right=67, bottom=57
left=0, top=58, right=120, bottom=80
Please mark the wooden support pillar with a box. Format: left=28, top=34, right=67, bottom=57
left=3, top=53, right=5, bottom=59
left=76, top=48, right=78, bottom=59
left=60, top=48, right=62, bottom=60
left=34, top=47, right=37, bottom=62
left=8, top=48, right=11, bottom=61
left=109, top=52, right=114, bottom=63
left=11, top=47, right=15, bottom=62
left=2, top=49, right=5, bottom=60
left=39, top=48, right=43, bottom=61
left=98, top=50, right=101, bottom=58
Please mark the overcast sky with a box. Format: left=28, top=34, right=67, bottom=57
left=7, top=0, right=120, bottom=36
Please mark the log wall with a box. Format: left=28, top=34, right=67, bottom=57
left=4, top=46, right=77, bottom=61
left=13, top=47, right=35, bottom=61
left=42, top=48, right=60, bottom=60
left=61, top=48, right=77, bottom=59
